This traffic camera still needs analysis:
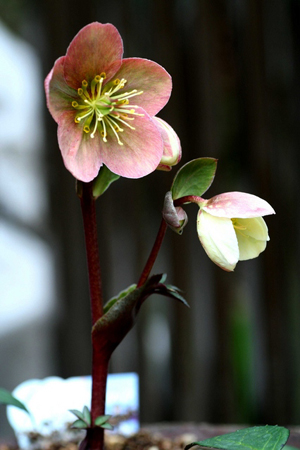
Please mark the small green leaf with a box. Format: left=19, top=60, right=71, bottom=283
left=93, top=165, right=120, bottom=198
left=101, top=423, right=114, bottom=430
left=104, top=284, right=137, bottom=314
left=160, top=274, right=167, bottom=284
left=82, top=406, right=91, bottom=426
left=71, top=419, right=89, bottom=429
left=69, top=409, right=86, bottom=422
left=0, top=388, right=30, bottom=414
left=70, top=406, right=91, bottom=426
left=94, top=415, right=111, bottom=426
left=171, top=158, right=217, bottom=200
left=94, top=415, right=114, bottom=430
left=145, top=274, right=188, bottom=307
left=163, top=284, right=189, bottom=307
left=185, top=426, right=289, bottom=450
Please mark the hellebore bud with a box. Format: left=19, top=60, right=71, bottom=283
left=154, top=117, right=182, bottom=171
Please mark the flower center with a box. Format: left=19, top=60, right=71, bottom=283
left=232, top=218, right=247, bottom=237
left=72, top=72, right=144, bottom=145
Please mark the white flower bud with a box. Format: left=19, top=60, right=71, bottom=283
left=153, top=117, right=181, bottom=171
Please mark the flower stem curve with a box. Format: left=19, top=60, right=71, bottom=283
left=137, top=218, right=167, bottom=287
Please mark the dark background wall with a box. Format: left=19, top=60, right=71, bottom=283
left=1, top=0, right=300, bottom=431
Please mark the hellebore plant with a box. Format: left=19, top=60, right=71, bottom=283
left=44, top=22, right=275, bottom=450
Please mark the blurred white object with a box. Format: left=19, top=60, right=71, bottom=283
left=106, top=372, right=139, bottom=436
left=0, top=221, right=55, bottom=337
left=0, top=20, right=46, bottom=224
left=7, top=373, right=139, bottom=449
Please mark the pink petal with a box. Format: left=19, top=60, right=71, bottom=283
left=45, top=56, right=77, bottom=123
left=203, top=192, right=275, bottom=218
left=100, top=111, right=163, bottom=178
left=57, top=111, right=103, bottom=182
left=111, top=58, right=172, bottom=116
left=64, top=23, right=123, bottom=89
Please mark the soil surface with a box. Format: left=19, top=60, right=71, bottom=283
left=1, top=423, right=300, bottom=450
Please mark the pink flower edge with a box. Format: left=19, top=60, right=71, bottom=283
left=203, top=192, right=275, bottom=218
left=64, top=22, right=124, bottom=89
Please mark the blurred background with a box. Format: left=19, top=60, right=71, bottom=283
left=1, top=0, right=300, bottom=439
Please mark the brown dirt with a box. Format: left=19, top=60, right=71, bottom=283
left=1, top=423, right=300, bottom=450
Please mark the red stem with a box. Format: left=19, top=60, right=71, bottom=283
left=137, top=193, right=200, bottom=287
left=80, top=182, right=103, bottom=323
left=174, top=195, right=203, bottom=206
left=87, top=346, right=109, bottom=450
left=79, top=185, right=169, bottom=448
left=79, top=181, right=106, bottom=450
left=137, top=218, right=167, bottom=287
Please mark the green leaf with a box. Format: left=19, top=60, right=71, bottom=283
left=143, top=274, right=188, bottom=307
left=70, top=406, right=91, bottom=426
left=93, top=165, right=120, bottom=198
left=185, top=426, right=289, bottom=450
left=94, top=415, right=111, bottom=426
left=0, top=388, right=30, bottom=414
left=171, top=158, right=217, bottom=200
left=104, top=284, right=137, bottom=314
left=71, top=419, right=89, bottom=429
left=82, top=406, right=91, bottom=426
left=150, top=280, right=189, bottom=307
left=163, top=284, right=189, bottom=307
left=69, top=409, right=86, bottom=422
left=101, top=423, right=114, bottom=430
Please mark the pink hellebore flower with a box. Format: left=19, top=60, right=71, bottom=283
left=45, top=22, right=177, bottom=182
left=197, top=192, right=275, bottom=271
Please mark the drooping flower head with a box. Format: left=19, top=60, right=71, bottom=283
left=45, top=22, right=178, bottom=182
left=197, top=192, right=275, bottom=271
left=167, top=158, right=275, bottom=271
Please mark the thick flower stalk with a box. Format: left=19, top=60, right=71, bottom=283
left=45, top=22, right=178, bottom=182
left=197, top=192, right=275, bottom=271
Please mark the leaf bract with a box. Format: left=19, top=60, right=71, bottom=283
left=171, top=158, right=217, bottom=200
left=104, top=284, right=137, bottom=314
left=71, top=419, right=89, bottom=429
left=93, top=165, right=120, bottom=198
left=82, top=406, right=91, bottom=425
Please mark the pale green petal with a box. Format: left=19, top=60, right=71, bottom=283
left=197, top=211, right=239, bottom=271
left=234, top=217, right=269, bottom=241
left=236, top=234, right=267, bottom=261
left=234, top=217, right=269, bottom=261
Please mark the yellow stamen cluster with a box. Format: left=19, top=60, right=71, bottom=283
left=72, top=72, right=144, bottom=145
